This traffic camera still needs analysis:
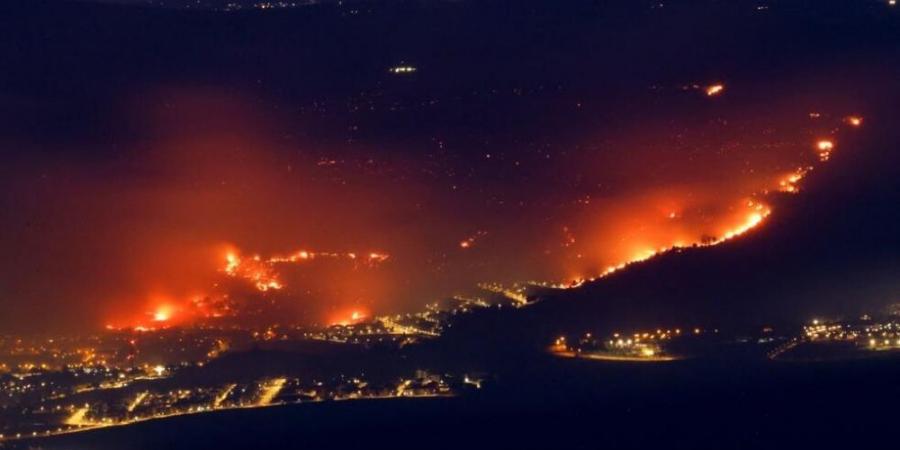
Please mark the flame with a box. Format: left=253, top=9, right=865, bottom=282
left=224, top=252, right=240, bottom=276
left=816, top=140, right=834, bottom=151
left=153, top=308, right=171, bottom=322
left=778, top=168, right=809, bottom=193
left=221, top=251, right=282, bottom=292
left=552, top=111, right=864, bottom=290
left=222, top=247, right=390, bottom=292
left=558, top=200, right=773, bottom=288
left=816, top=139, right=835, bottom=161
left=329, top=308, right=369, bottom=326
left=705, top=84, right=725, bottom=96
left=83, top=92, right=863, bottom=330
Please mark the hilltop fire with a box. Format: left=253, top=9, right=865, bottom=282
left=329, top=309, right=369, bottom=326
left=99, top=107, right=860, bottom=328
left=222, top=247, right=391, bottom=292
left=0, top=85, right=867, bottom=332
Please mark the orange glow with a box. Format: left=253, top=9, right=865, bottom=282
left=551, top=193, right=776, bottom=288
left=224, top=252, right=240, bottom=276
left=459, top=230, right=488, bottom=249
left=153, top=309, right=170, bottom=322
left=329, top=308, right=369, bottom=326
left=816, top=139, right=835, bottom=161
left=705, top=84, right=725, bottom=96
left=368, top=252, right=390, bottom=263
left=221, top=250, right=283, bottom=292
left=8, top=90, right=861, bottom=332
left=550, top=108, right=859, bottom=291
left=778, top=168, right=808, bottom=193
left=150, top=303, right=178, bottom=325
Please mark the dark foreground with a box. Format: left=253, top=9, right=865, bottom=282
left=20, top=356, right=900, bottom=450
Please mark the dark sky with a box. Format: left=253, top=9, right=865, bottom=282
left=1, top=0, right=899, bottom=333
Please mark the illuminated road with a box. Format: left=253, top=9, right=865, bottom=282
left=767, top=340, right=799, bottom=360
left=64, top=407, right=97, bottom=427
left=6, top=392, right=454, bottom=444
left=378, top=316, right=440, bottom=337
left=552, top=349, right=681, bottom=362
left=256, top=378, right=287, bottom=406
left=214, top=384, right=236, bottom=408
left=127, top=392, right=149, bottom=413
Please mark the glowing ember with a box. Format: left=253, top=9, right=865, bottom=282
left=224, top=252, right=240, bottom=276
left=221, top=252, right=283, bottom=292
left=705, top=84, right=725, bottom=96
left=778, top=168, right=808, bottom=193
left=368, top=252, right=390, bottom=263
left=459, top=230, right=488, bottom=249
left=845, top=116, right=863, bottom=127
left=816, top=139, right=835, bottom=161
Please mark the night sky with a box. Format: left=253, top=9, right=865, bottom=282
left=1, top=0, right=899, bottom=333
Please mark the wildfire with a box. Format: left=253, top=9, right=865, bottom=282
left=551, top=112, right=866, bottom=291
left=558, top=199, right=773, bottom=288
left=94, top=100, right=865, bottom=333
left=223, top=247, right=390, bottom=292
left=222, top=252, right=283, bottom=292
left=778, top=168, right=809, bottom=193
left=330, top=309, right=368, bottom=326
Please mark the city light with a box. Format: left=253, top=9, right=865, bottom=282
left=389, top=65, right=417, bottom=74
